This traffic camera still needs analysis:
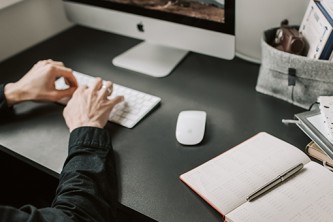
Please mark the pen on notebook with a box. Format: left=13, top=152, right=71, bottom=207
left=246, top=163, right=304, bottom=202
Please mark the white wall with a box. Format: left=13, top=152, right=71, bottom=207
left=236, top=0, right=309, bottom=63
left=0, top=0, right=73, bottom=62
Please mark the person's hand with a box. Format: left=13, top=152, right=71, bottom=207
left=4, top=60, right=77, bottom=106
left=63, top=78, right=124, bottom=132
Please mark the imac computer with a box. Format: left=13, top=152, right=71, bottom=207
left=63, top=0, right=235, bottom=77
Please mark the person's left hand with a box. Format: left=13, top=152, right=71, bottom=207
left=4, top=60, right=77, bottom=106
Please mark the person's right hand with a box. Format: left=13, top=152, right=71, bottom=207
left=63, top=78, right=124, bottom=132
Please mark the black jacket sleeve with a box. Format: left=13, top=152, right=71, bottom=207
left=0, top=84, right=15, bottom=118
left=0, top=126, right=118, bottom=222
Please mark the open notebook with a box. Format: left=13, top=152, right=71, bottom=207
left=180, top=132, right=333, bottom=222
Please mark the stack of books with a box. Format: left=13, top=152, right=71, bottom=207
left=295, top=96, right=333, bottom=168
left=305, top=141, right=333, bottom=168
left=300, top=0, right=333, bottom=60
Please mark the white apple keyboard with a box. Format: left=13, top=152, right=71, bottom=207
left=55, top=71, right=161, bottom=128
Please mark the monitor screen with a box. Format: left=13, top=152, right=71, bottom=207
left=63, top=0, right=235, bottom=77
left=101, top=0, right=231, bottom=32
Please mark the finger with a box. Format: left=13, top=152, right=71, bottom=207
left=53, top=87, right=77, bottom=100
left=108, top=95, right=124, bottom=107
left=40, top=59, right=61, bottom=66
left=49, top=61, right=65, bottom=67
left=49, top=60, right=65, bottom=67
left=100, top=81, right=113, bottom=98
left=52, top=66, right=78, bottom=88
left=91, top=77, right=103, bottom=92
left=36, top=60, right=48, bottom=68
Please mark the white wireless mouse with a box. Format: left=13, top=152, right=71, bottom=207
left=176, top=111, right=206, bottom=145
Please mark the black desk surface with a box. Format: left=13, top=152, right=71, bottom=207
left=0, top=26, right=309, bottom=222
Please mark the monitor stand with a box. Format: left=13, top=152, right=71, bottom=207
left=112, top=42, right=188, bottom=77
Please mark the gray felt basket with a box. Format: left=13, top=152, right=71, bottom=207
left=256, top=27, right=333, bottom=109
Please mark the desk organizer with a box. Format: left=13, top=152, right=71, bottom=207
left=256, top=27, right=333, bottom=109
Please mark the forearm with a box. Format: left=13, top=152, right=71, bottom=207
left=52, top=127, right=118, bottom=222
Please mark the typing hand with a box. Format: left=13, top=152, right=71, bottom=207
left=4, top=60, right=77, bottom=106
left=63, top=78, right=124, bottom=132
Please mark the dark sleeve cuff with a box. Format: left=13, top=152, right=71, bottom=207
left=0, top=84, right=15, bottom=117
left=68, top=126, right=113, bottom=153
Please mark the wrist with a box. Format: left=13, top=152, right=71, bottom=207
left=4, top=83, right=26, bottom=106
left=69, top=121, right=104, bottom=132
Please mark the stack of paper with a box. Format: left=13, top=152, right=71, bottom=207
left=318, top=96, right=333, bottom=143
left=321, top=0, right=333, bottom=60
left=300, top=0, right=333, bottom=59
left=321, top=0, right=333, bottom=19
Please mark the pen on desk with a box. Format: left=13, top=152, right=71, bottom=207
left=282, top=119, right=300, bottom=125
left=246, top=163, right=304, bottom=202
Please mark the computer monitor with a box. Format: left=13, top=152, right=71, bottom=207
left=63, top=0, right=235, bottom=77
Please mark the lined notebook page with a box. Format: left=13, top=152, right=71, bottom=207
left=227, top=162, right=333, bottom=222
left=180, top=132, right=310, bottom=215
